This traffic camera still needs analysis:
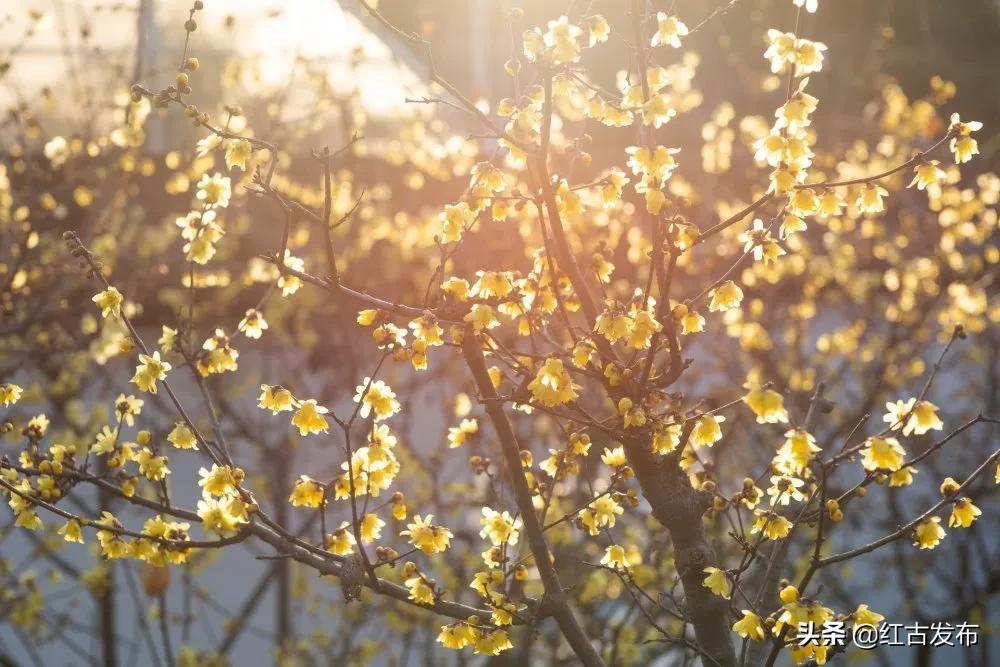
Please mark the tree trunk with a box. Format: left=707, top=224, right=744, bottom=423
left=623, top=433, right=736, bottom=667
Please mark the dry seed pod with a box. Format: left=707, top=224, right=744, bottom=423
left=141, top=563, right=170, bottom=597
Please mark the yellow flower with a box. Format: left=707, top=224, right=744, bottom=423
left=585, top=14, right=610, bottom=45
left=325, top=525, right=356, bottom=555
left=912, top=516, right=945, bottom=549
left=289, top=475, right=326, bottom=508
left=90, top=425, right=117, bottom=455
left=853, top=604, right=884, bottom=627
left=680, top=309, right=705, bottom=334
left=238, top=309, right=268, bottom=339
left=178, top=210, right=224, bottom=264
left=909, top=161, right=945, bottom=190
left=601, top=445, right=627, bottom=468
left=465, top=303, right=499, bottom=332
left=769, top=165, right=804, bottom=195
left=948, top=498, right=981, bottom=528
left=401, top=514, right=453, bottom=555
left=197, top=494, right=248, bottom=537
left=277, top=250, right=304, bottom=296
left=593, top=254, right=615, bottom=284
left=291, top=399, right=329, bottom=436
left=856, top=184, right=888, bottom=214
left=223, top=138, right=252, bottom=170
left=92, top=287, right=124, bottom=319
left=818, top=190, right=845, bottom=216
left=733, top=610, right=765, bottom=641
left=409, top=316, right=445, bottom=347
left=114, top=393, right=143, bottom=427
left=690, top=415, right=725, bottom=448
left=95, top=514, right=129, bottom=558
left=775, top=91, right=818, bottom=133
left=158, top=326, right=177, bottom=354
left=626, top=145, right=680, bottom=186
left=702, top=567, right=731, bottom=599
left=195, top=172, right=232, bottom=208
left=527, top=358, right=579, bottom=407
left=793, top=39, right=827, bottom=76
left=652, top=422, right=682, bottom=454
left=26, top=414, right=50, bottom=437
left=437, top=623, right=480, bottom=650
left=909, top=400, right=943, bottom=436
left=439, top=202, right=474, bottom=243
left=861, top=436, right=906, bottom=472
left=14, top=507, right=41, bottom=531
left=740, top=217, right=787, bottom=262
left=198, top=329, right=239, bottom=376
left=949, top=114, right=982, bottom=163
left=651, top=12, right=688, bottom=48
left=775, top=428, right=821, bottom=475
left=884, top=398, right=941, bottom=436
left=195, top=133, right=222, bottom=157
left=889, top=466, right=918, bottom=487
left=626, top=309, right=662, bottom=350
left=767, top=474, right=806, bottom=506
left=642, top=93, right=676, bottom=128
left=357, top=309, right=379, bottom=326
left=131, top=352, right=171, bottom=394
left=59, top=519, right=84, bottom=544
left=354, top=378, right=400, bottom=422
left=360, top=513, right=385, bottom=543
left=404, top=574, right=436, bottom=605
left=167, top=422, right=198, bottom=450
left=764, top=29, right=797, bottom=73
left=543, top=15, right=582, bottom=64
left=440, top=277, right=470, bottom=301
left=259, top=384, right=295, bottom=414
left=600, top=544, right=628, bottom=570
left=788, top=188, right=820, bottom=218
left=0, top=383, right=23, bottom=406
left=709, top=280, right=743, bottom=312
left=751, top=509, right=793, bottom=540
left=580, top=496, right=624, bottom=535
left=479, top=507, right=522, bottom=546
left=779, top=584, right=799, bottom=604
left=473, top=629, right=513, bottom=656
left=742, top=384, right=789, bottom=424
left=136, top=448, right=170, bottom=481
left=472, top=270, right=514, bottom=299
left=470, top=570, right=503, bottom=596
left=199, top=464, right=240, bottom=496
left=447, top=418, right=478, bottom=448
left=392, top=498, right=408, bottom=520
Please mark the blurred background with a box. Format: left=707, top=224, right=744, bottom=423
left=1, top=1, right=998, bottom=666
